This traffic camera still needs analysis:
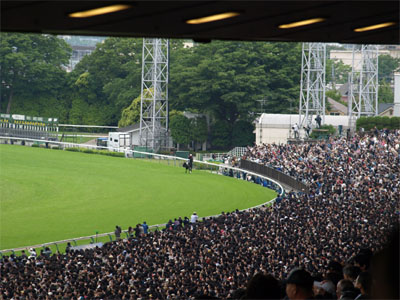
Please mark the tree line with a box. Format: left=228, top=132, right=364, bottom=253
left=1, top=33, right=398, bottom=149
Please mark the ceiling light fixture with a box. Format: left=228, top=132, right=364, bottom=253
left=354, top=22, right=396, bottom=32
left=279, top=18, right=326, bottom=29
left=69, top=4, right=131, bottom=18
left=186, top=12, right=240, bottom=25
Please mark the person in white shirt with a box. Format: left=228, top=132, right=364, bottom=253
left=190, top=212, right=198, bottom=223
left=293, top=123, right=299, bottom=139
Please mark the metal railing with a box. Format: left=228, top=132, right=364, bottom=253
left=240, top=160, right=309, bottom=193
left=0, top=136, right=284, bottom=256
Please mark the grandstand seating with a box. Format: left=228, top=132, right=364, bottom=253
left=1, top=129, right=399, bottom=299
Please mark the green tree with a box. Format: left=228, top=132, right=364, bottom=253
left=326, top=89, right=342, bottom=102
left=169, top=114, right=192, bottom=146
left=0, top=33, right=71, bottom=116
left=118, top=95, right=141, bottom=127
left=232, top=120, right=254, bottom=147
left=170, top=40, right=301, bottom=149
left=378, top=82, right=394, bottom=103
left=326, top=59, right=352, bottom=85
left=70, top=37, right=142, bottom=125
left=378, top=54, right=400, bottom=83
left=210, top=120, right=232, bottom=149
left=191, top=117, right=208, bottom=149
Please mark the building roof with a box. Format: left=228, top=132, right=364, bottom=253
left=378, top=103, right=394, bottom=114
left=117, top=123, right=140, bottom=133
left=327, top=97, right=348, bottom=115
left=337, top=83, right=350, bottom=96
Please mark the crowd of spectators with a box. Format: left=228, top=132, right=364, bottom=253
left=1, top=130, right=399, bottom=299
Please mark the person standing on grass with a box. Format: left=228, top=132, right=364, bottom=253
left=188, top=154, right=194, bottom=173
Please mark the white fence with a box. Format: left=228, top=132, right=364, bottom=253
left=0, top=136, right=284, bottom=255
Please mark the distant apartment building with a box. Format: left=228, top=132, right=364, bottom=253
left=59, top=35, right=106, bottom=72
left=330, top=45, right=400, bottom=71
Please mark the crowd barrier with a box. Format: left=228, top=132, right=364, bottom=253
left=240, top=159, right=309, bottom=193
left=0, top=136, right=284, bottom=256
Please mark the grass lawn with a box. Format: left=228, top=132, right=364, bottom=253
left=58, top=134, right=96, bottom=144
left=0, top=144, right=276, bottom=251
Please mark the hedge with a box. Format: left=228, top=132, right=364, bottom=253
left=193, top=162, right=219, bottom=171
left=64, top=147, right=124, bottom=157
left=356, top=116, right=400, bottom=131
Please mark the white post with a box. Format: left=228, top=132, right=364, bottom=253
left=394, top=72, right=400, bottom=117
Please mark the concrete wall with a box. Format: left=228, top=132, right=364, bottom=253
left=394, top=73, right=400, bottom=117
left=256, top=124, right=291, bottom=145
left=131, top=131, right=140, bottom=146
left=256, top=114, right=351, bottom=145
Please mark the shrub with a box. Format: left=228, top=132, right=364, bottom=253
left=31, top=144, right=39, bottom=148
left=310, top=124, right=336, bottom=139
left=109, top=152, right=124, bottom=158
left=357, top=116, right=400, bottom=131
left=65, top=147, right=80, bottom=152
left=193, top=162, right=219, bottom=171
left=390, top=117, right=400, bottom=129
left=364, top=117, right=375, bottom=131
left=381, top=116, right=391, bottom=129
left=82, top=148, right=94, bottom=154
left=374, top=116, right=383, bottom=129
left=356, top=117, right=368, bottom=130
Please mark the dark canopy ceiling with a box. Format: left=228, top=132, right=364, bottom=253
left=1, top=1, right=399, bottom=44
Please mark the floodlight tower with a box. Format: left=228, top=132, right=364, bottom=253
left=348, top=45, right=379, bottom=126
left=139, top=38, right=169, bottom=151
left=298, top=43, right=326, bottom=130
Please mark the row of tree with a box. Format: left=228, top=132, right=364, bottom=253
left=1, top=33, right=399, bottom=149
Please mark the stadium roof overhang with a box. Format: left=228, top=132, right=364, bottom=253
left=1, top=1, right=399, bottom=44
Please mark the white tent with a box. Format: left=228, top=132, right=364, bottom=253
left=256, top=114, right=351, bottom=144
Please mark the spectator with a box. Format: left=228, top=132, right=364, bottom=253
left=65, top=242, right=72, bottom=253
left=314, top=280, right=335, bottom=299
left=293, top=123, right=299, bottom=139
left=343, top=265, right=360, bottom=283
left=190, top=212, right=198, bottom=223
left=134, top=224, right=141, bottom=237
left=128, top=226, right=133, bottom=238
left=336, top=280, right=358, bottom=300
left=28, top=247, right=36, bottom=259
left=285, top=268, right=314, bottom=300
left=354, top=272, right=371, bottom=300
left=142, top=221, right=149, bottom=234
left=315, top=115, right=322, bottom=128
left=353, top=254, right=370, bottom=272
left=114, top=225, right=121, bottom=240
left=244, top=273, right=281, bottom=299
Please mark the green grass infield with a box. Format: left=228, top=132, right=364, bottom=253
left=0, top=144, right=276, bottom=251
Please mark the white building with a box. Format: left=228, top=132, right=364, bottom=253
left=256, top=114, right=351, bottom=145
left=330, top=49, right=400, bottom=71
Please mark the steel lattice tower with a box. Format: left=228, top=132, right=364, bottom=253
left=298, top=43, right=326, bottom=130
left=348, top=45, right=379, bottom=122
left=139, top=38, right=169, bottom=151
